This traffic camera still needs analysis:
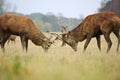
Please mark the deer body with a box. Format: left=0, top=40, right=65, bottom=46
left=62, top=12, right=120, bottom=52
left=0, top=14, right=52, bottom=52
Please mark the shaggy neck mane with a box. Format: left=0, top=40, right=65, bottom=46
left=69, top=15, right=94, bottom=42
left=70, top=21, right=85, bottom=42
left=28, top=21, right=48, bottom=46
left=30, top=30, right=48, bottom=46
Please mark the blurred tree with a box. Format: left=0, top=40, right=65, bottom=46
left=43, top=22, right=51, bottom=31
left=34, top=19, right=51, bottom=31
left=46, top=12, right=54, bottom=16
left=27, top=12, right=81, bottom=32
left=0, top=0, right=4, bottom=14
left=99, top=0, right=120, bottom=16
left=0, top=0, right=16, bottom=15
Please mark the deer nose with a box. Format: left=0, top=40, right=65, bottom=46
left=73, top=47, right=77, bottom=51
left=74, top=49, right=77, bottom=51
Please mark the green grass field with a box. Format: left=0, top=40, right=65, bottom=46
left=0, top=33, right=120, bottom=80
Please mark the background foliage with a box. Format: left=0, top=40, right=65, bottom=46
left=99, top=0, right=120, bottom=16
left=1, top=0, right=120, bottom=31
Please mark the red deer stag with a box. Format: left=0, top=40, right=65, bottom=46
left=61, top=12, right=120, bottom=52
left=0, top=14, right=53, bottom=52
left=7, top=35, right=16, bottom=44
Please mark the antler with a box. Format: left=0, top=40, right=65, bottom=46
left=57, top=17, right=69, bottom=34
left=47, top=32, right=62, bottom=40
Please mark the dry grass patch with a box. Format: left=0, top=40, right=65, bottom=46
left=0, top=33, right=120, bottom=80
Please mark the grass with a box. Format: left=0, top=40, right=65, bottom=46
left=0, top=33, right=120, bottom=80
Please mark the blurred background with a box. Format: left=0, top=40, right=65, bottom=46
left=0, top=0, right=120, bottom=32
left=0, top=1, right=120, bottom=80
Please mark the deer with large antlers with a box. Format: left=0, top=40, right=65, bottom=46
left=0, top=14, right=53, bottom=52
left=61, top=12, right=120, bottom=52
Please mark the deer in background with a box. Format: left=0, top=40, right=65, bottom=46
left=7, top=35, right=16, bottom=44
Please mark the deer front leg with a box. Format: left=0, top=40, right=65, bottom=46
left=25, top=37, right=28, bottom=52
left=61, top=41, right=66, bottom=46
left=96, top=35, right=101, bottom=51
left=103, top=33, right=112, bottom=53
left=84, top=32, right=94, bottom=51
left=20, top=36, right=28, bottom=52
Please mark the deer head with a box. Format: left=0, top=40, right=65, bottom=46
left=62, top=31, right=78, bottom=51
left=41, top=38, right=54, bottom=51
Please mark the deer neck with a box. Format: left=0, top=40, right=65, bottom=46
left=28, top=28, right=48, bottom=46
left=71, top=23, right=86, bottom=42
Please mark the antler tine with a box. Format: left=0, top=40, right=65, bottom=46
left=52, top=40, right=57, bottom=46
left=50, top=32, right=59, bottom=36
left=57, top=16, right=65, bottom=28
left=47, top=32, right=62, bottom=40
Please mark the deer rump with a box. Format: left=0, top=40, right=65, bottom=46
left=62, top=12, right=120, bottom=52
left=0, top=14, right=52, bottom=52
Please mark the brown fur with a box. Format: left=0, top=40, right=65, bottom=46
left=0, top=14, right=52, bottom=52
left=62, top=12, right=120, bottom=52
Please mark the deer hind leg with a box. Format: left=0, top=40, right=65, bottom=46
left=0, top=34, right=10, bottom=52
left=96, top=35, right=101, bottom=51
left=103, top=32, right=112, bottom=53
left=7, top=39, right=10, bottom=44
left=84, top=32, right=94, bottom=51
left=113, top=29, right=120, bottom=52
